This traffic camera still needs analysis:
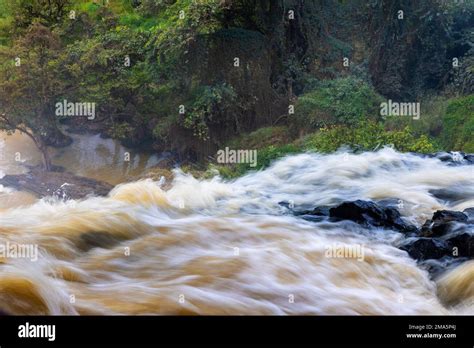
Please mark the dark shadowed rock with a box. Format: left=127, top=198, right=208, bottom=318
left=429, top=186, right=474, bottom=201
left=299, top=214, right=328, bottom=223
left=399, top=238, right=452, bottom=260
left=296, top=206, right=330, bottom=217
left=433, top=210, right=468, bottom=222
left=463, top=154, right=474, bottom=164
left=278, top=201, right=293, bottom=209
left=419, top=256, right=468, bottom=279
left=421, top=210, right=468, bottom=237
left=328, top=200, right=418, bottom=233
left=279, top=202, right=330, bottom=222
left=447, top=233, right=474, bottom=258
left=428, top=152, right=472, bottom=165
left=432, top=152, right=456, bottom=162
left=463, top=208, right=474, bottom=220
left=401, top=209, right=474, bottom=275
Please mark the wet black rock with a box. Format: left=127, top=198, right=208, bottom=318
left=398, top=209, right=473, bottom=276
left=399, top=238, right=452, bottom=260
left=278, top=201, right=292, bottom=209
left=279, top=201, right=330, bottom=222
left=328, top=200, right=418, bottom=233
left=296, top=206, right=330, bottom=217
left=446, top=233, right=474, bottom=258
left=463, top=154, right=474, bottom=164
left=429, top=185, right=474, bottom=201
left=299, top=214, right=328, bottom=223
left=432, top=152, right=457, bottom=162
left=463, top=208, right=474, bottom=220
left=421, top=210, right=468, bottom=237
left=428, top=151, right=473, bottom=165
left=418, top=256, right=468, bottom=279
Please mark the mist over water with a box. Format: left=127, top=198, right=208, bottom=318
left=0, top=148, right=473, bottom=315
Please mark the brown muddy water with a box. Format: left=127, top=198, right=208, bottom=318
left=0, top=132, right=473, bottom=315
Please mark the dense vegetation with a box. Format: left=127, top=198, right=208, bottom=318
left=0, top=0, right=472, bottom=175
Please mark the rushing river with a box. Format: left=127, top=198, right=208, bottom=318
left=0, top=133, right=473, bottom=314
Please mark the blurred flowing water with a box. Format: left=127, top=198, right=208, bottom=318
left=0, top=134, right=473, bottom=314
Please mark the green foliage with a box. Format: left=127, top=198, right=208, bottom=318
left=227, top=126, right=291, bottom=150
left=303, top=122, right=437, bottom=154
left=215, top=143, right=301, bottom=179
left=6, top=0, right=72, bottom=29
left=0, top=1, right=13, bottom=45
left=108, top=122, right=135, bottom=140
left=383, top=96, right=447, bottom=137
left=440, top=95, right=474, bottom=152
left=294, top=77, right=383, bottom=130
left=255, top=144, right=301, bottom=170
left=0, top=23, right=64, bottom=135
left=146, top=0, right=223, bottom=81
left=184, top=83, right=237, bottom=140
left=0, top=0, right=472, bottom=168
left=152, top=113, right=177, bottom=144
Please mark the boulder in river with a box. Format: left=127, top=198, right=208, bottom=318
left=399, top=238, right=452, bottom=260
left=421, top=210, right=468, bottom=237
left=397, top=208, right=473, bottom=277
left=427, top=151, right=474, bottom=165
left=328, top=200, right=418, bottom=233
left=463, top=207, right=474, bottom=220
left=447, top=233, right=474, bottom=258
left=299, top=206, right=330, bottom=217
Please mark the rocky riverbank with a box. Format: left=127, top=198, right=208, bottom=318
left=0, top=166, right=113, bottom=200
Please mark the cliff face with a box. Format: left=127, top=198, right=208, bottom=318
left=366, top=0, right=470, bottom=99
left=215, top=0, right=470, bottom=91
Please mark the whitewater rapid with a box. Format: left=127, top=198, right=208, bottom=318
left=0, top=148, right=473, bottom=315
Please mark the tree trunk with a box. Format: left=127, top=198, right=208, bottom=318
left=39, top=143, right=52, bottom=171
left=13, top=127, right=53, bottom=172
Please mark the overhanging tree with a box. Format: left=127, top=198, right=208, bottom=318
left=0, top=23, right=70, bottom=171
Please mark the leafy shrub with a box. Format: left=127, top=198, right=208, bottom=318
left=440, top=95, right=474, bottom=152
left=109, top=122, right=135, bottom=141
left=184, top=83, right=237, bottom=140
left=303, top=122, right=436, bottom=153
left=227, top=126, right=291, bottom=150
left=255, top=144, right=301, bottom=170
left=293, top=77, right=383, bottom=130
left=215, top=143, right=300, bottom=179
